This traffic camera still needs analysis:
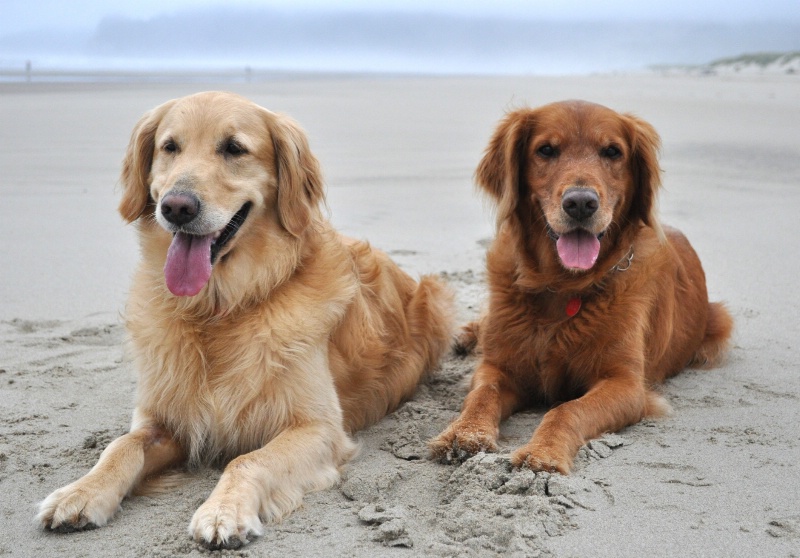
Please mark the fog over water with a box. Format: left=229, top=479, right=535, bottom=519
left=2, top=4, right=800, bottom=76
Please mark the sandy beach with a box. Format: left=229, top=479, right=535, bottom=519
left=1, top=72, right=799, bottom=557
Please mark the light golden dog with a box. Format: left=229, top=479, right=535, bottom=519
left=38, top=91, right=454, bottom=548
left=430, top=100, right=732, bottom=474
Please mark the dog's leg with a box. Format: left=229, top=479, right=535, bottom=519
left=429, top=360, right=520, bottom=462
left=189, top=422, right=354, bottom=550
left=38, top=423, right=184, bottom=531
left=511, top=375, right=646, bottom=474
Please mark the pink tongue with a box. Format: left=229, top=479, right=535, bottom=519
left=556, top=230, right=601, bottom=270
left=164, top=232, right=214, bottom=296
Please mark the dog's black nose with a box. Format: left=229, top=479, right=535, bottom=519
left=562, top=188, right=599, bottom=222
left=160, top=192, right=200, bottom=226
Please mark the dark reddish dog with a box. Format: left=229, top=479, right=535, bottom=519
left=430, top=100, right=732, bottom=474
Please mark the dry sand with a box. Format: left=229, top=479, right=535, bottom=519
left=1, top=73, right=799, bottom=557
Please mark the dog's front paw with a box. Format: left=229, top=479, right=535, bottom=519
left=37, top=481, right=120, bottom=532
left=429, top=421, right=498, bottom=463
left=189, top=496, right=264, bottom=550
left=511, top=445, right=572, bottom=475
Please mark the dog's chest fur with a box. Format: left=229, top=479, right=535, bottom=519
left=126, top=287, right=347, bottom=465
left=482, top=281, right=627, bottom=404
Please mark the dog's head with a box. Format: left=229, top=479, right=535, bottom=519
left=476, top=100, right=662, bottom=274
left=119, top=91, right=324, bottom=297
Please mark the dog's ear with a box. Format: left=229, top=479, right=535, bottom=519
left=118, top=101, right=174, bottom=223
left=475, top=109, right=533, bottom=225
left=268, top=113, right=325, bottom=237
left=625, top=114, right=664, bottom=240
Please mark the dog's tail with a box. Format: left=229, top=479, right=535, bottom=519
left=406, top=275, right=457, bottom=374
left=689, top=301, right=734, bottom=369
left=453, top=320, right=480, bottom=356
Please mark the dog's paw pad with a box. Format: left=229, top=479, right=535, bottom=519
left=202, top=534, right=247, bottom=551
left=511, top=448, right=571, bottom=475
left=190, top=500, right=264, bottom=549
left=429, top=425, right=498, bottom=464
left=37, top=484, right=117, bottom=532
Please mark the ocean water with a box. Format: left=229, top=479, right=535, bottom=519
left=1, top=11, right=799, bottom=80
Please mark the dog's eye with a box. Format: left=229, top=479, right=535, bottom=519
left=224, top=139, right=247, bottom=157
left=601, top=145, right=622, bottom=159
left=537, top=144, right=557, bottom=158
left=162, top=140, right=178, bottom=154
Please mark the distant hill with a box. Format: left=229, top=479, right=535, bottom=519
left=706, top=52, right=800, bottom=74
left=654, top=51, right=800, bottom=75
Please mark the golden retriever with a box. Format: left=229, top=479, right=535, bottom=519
left=430, top=100, right=732, bottom=474
left=37, top=91, right=454, bottom=548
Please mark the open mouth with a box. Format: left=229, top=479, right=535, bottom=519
left=163, top=202, right=252, bottom=297
left=210, top=202, right=252, bottom=264
left=547, top=225, right=605, bottom=270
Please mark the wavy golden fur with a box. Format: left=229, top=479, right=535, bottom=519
left=430, top=100, right=732, bottom=474
left=38, top=91, right=454, bottom=548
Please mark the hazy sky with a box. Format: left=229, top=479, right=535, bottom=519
left=3, top=0, right=800, bottom=35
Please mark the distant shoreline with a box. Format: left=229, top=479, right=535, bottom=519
left=0, top=67, right=393, bottom=84
left=1, top=65, right=797, bottom=85
left=1, top=51, right=798, bottom=84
